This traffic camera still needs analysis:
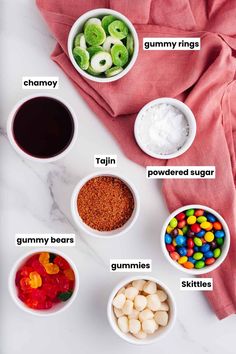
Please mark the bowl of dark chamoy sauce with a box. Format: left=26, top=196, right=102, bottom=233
left=7, top=94, right=78, bottom=162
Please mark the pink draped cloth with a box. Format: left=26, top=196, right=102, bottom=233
left=36, top=0, right=236, bottom=319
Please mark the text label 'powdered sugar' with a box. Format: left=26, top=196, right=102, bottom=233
left=110, top=259, right=152, bottom=272
left=146, top=166, right=215, bottom=179
left=15, top=234, right=75, bottom=247
left=94, top=154, right=117, bottom=168
left=143, top=38, right=201, bottom=50
left=180, top=278, right=213, bottom=291
left=22, top=76, right=59, bottom=89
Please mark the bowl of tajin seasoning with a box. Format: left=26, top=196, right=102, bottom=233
left=9, top=250, right=79, bottom=316
left=67, top=8, right=139, bottom=82
left=71, top=172, right=140, bottom=237
left=7, top=94, right=78, bottom=162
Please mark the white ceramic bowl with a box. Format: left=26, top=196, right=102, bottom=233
left=67, top=8, right=139, bottom=83
left=71, top=171, right=140, bottom=238
left=107, top=275, right=176, bottom=345
left=161, top=204, right=230, bottom=275
left=9, top=249, right=79, bottom=316
left=7, top=94, right=78, bottom=163
left=134, top=97, right=196, bottom=159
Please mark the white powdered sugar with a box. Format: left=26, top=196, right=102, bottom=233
left=136, top=103, right=189, bottom=155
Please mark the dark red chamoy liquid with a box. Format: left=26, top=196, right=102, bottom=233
left=13, top=97, right=75, bottom=158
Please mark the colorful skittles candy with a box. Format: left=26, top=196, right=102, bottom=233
left=15, top=252, right=76, bottom=310
left=164, top=207, right=229, bottom=271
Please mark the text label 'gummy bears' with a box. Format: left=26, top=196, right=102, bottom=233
left=15, top=234, right=76, bottom=247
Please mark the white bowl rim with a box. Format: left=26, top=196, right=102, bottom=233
left=8, top=248, right=79, bottom=316
left=161, top=204, right=230, bottom=275
left=71, top=171, right=140, bottom=238
left=134, top=97, right=197, bottom=159
left=7, top=93, right=78, bottom=163
left=67, top=8, right=139, bottom=83
left=107, top=275, right=177, bottom=345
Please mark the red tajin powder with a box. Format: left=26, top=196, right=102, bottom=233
left=77, top=176, right=134, bottom=231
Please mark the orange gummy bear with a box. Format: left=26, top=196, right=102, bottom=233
left=44, top=263, right=59, bottom=275
left=39, top=252, right=50, bottom=266
left=64, top=268, right=75, bottom=281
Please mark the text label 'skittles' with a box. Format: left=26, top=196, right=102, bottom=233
left=180, top=278, right=213, bottom=291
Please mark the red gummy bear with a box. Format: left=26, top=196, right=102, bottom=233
left=31, top=260, right=47, bottom=276
left=54, top=256, right=70, bottom=270
left=25, top=255, right=38, bottom=267
left=43, top=273, right=70, bottom=292
left=55, top=274, right=70, bottom=292
left=18, top=291, right=28, bottom=303
left=15, top=270, right=22, bottom=286
left=20, top=266, right=34, bottom=277
left=26, top=298, right=40, bottom=309
left=43, top=300, right=53, bottom=309
left=26, top=298, right=52, bottom=310
left=30, top=288, right=46, bottom=303
left=42, top=283, right=58, bottom=300
left=20, top=277, right=32, bottom=292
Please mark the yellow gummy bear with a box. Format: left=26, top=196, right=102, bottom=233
left=29, top=271, right=42, bottom=288
left=44, top=263, right=60, bottom=275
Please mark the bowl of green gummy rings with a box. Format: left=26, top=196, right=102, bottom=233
left=68, top=8, right=139, bottom=82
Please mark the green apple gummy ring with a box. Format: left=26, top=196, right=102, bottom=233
left=105, top=66, right=123, bottom=77
left=87, top=46, right=103, bottom=57
left=84, top=17, right=101, bottom=29
left=84, top=24, right=106, bottom=46
left=73, top=47, right=89, bottom=70
left=111, top=44, right=129, bottom=67
left=91, top=52, right=113, bottom=73
left=101, top=15, right=116, bottom=34
left=86, top=65, right=101, bottom=76
left=126, top=33, right=134, bottom=56
left=72, top=14, right=136, bottom=78
left=108, top=20, right=128, bottom=40
left=74, top=33, right=87, bottom=49
left=103, top=36, right=122, bottom=52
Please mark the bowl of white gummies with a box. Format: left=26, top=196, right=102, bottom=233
left=134, top=98, right=196, bottom=159
left=107, top=276, right=176, bottom=344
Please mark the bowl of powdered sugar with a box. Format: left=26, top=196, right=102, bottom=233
left=134, top=98, right=196, bottom=159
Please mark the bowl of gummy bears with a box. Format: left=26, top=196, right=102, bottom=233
left=67, top=8, right=139, bottom=82
left=9, top=250, right=79, bottom=315
left=161, top=205, right=230, bottom=274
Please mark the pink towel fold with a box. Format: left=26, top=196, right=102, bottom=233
left=36, top=0, right=236, bottom=319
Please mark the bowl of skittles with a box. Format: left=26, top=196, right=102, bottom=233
left=161, top=205, right=230, bottom=274
left=9, top=249, right=79, bottom=316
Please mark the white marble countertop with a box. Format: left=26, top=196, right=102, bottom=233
left=0, top=1, right=235, bottom=353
